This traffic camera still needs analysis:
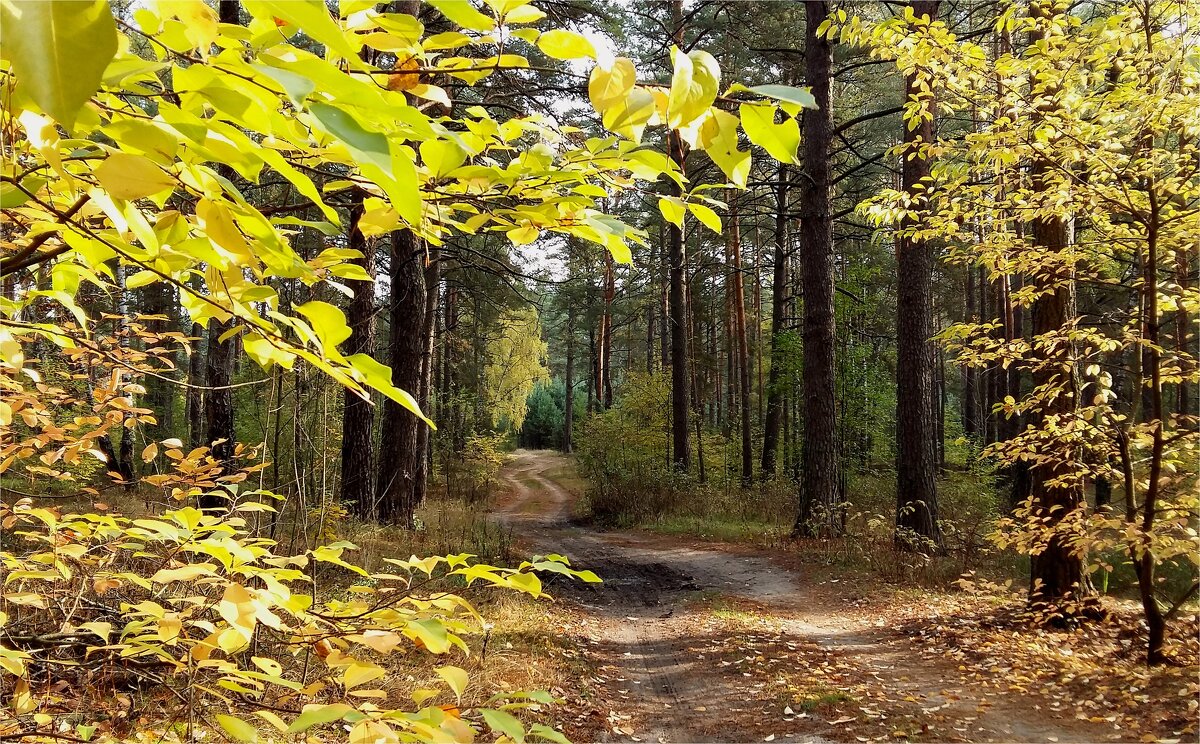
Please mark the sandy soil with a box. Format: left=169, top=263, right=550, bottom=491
left=491, top=449, right=1120, bottom=744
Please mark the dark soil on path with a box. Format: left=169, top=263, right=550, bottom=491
left=491, top=449, right=1120, bottom=744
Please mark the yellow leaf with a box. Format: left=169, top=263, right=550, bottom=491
left=157, top=614, right=182, bottom=642
left=218, top=583, right=258, bottom=641
left=343, top=660, right=386, bottom=690
left=141, top=442, right=158, bottom=462
left=588, top=57, right=636, bottom=117
left=437, top=665, right=469, bottom=701
left=667, top=47, right=719, bottom=128
left=507, top=225, right=539, bottom=245
left=197, top=198, right=250, bottom=261
left=357, top=630, right=403, bottom=654
left=428, top=0, right=495, bottom=31
left=537, top=29, right=595, bottom=60
left=504, top=4, right=544, bottom=23
left=151, top=563, right=215, bottom=583
left=658, top=196, right=686, bottom=227
left=95, top=153, right=175, bottom=200
left=12, top=677, right=35, bottom=714
left=688, top=202, right=721, bottom=234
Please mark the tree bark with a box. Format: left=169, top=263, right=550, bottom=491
left=963, top=255, right=979, bottom=440
left=794, top=0, right=842, bottom=537
left=600, top=250, right=614, bottom=409
left=666, top=0, right=690, bottom=472
left=761, top=160, right=789, bottom=477
left=564, top=303, right=576, bottom=453
left=339, top=196, right=377, bottom=518
left=375, top=229, right=426, bottom=525
left=198, top=0, right=242, bottom=511
left=894, top=0, right=942, bottom=551
left=728, top=194, right=753, bottom=486
left=186, top=318, right=206, bottom=448
left=1026, top=3, right=1087, bottom=607
left=412, top=247, right=440, bottom=511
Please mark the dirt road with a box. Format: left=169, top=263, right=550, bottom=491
left=492, top=449, right=1116, bottom=744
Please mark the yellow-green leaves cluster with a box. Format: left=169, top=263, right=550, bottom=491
left=0, top=499, right=597, bottom=742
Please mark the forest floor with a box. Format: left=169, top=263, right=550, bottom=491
left=489, top=449, right=1198, bottom=744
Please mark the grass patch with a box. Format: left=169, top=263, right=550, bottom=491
left=644, top=514, right=788, bottom=543
left=793, top=686, right=856, bottom=712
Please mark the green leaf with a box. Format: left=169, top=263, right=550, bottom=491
left=529, top=723, right=571, bottom=744
left=0, top=182, right=31, bottom=208
left=285, top=703, right=354, bottom=735
left=252, top=63, right=316, bottom=105
left=0, top=0, right=117, bottom=128
left=308, top=103, right=420, bottom=225
left=748, top=84, right=817, bottom=110
left=481, top=709, right=525, bottom=743
left=436, top=665, right=469, bottom=701
left=309, top=103, right=390, bottom=174
left=216, top=715, right=258, bottom=743
left=739, top=103, right=800, bottom=165
left=408, top=618, right=449, bottom=654
left=537, top=29, right=596, bottom=60
left=688, top=202, right=722, bottom=234
left=94, top=154, right=176, bottom=200
left=428, top=0, right=495, bottom=31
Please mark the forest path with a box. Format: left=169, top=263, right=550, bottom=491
left=491, top=449, right=1115, bottom=744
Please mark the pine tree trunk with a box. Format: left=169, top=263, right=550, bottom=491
left=894, top=0, right=943, bottom=551
left=187, top=315, right=206, bottom=449
left=412, top=248, right=440, bottom=511
left=963, top=256, right=979, bottom=440
left=601, top=251, right=614, bottom=409
left=761, top=161, right=789, bottom=477
left=668, top=125, right=691, bottom=472
left=142, top=280, right=176, bottom=438
left=564, top=304, right=575, bottom=453
left=1027, top=4, right=1087, bottom=607
left=375, top=229, right=426, bottom=525
left=340, top=196, right=377, bottom=518
left=199, top=0, right=242, bottom=511
left=794, top=0, right=841, bottom=537
left=728, top=195, right=753, bottom=486
left=666, top=0, right=690, bottom=472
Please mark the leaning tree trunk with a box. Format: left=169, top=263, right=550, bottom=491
left=894, top=0, right=943, bottom=551
left=794, top=0, right=841, bottom=537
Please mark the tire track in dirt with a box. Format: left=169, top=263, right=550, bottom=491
left=492, top=449, right=1113, bottom=744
